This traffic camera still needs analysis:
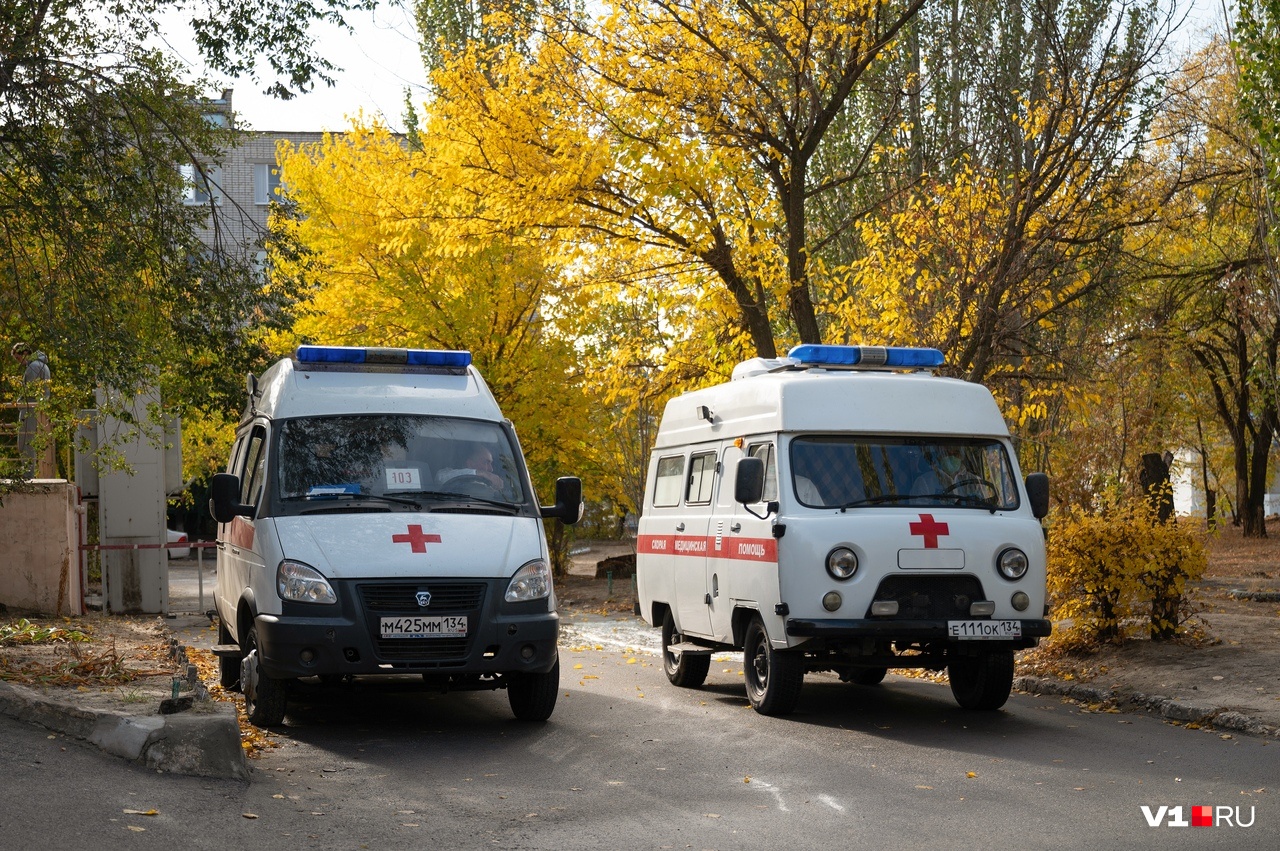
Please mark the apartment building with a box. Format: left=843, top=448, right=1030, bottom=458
left=187, top=90, right=327, bottom=268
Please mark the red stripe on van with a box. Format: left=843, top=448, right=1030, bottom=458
left=228, top=516, right=255, bottom=550
left=637, top=534, right=777, bottom=563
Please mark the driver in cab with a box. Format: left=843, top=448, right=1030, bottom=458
left=436, top=443, right=504, bottom=490
left=913, top=445, right=974, bottom=497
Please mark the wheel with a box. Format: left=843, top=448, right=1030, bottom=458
left=742, top=617, right=803, bottom=716
left=948, top=649, right=1015, bottom=710
left=845, top=667, right=887, bottom=686
left=508, top=659, right=560, bottom=721
left=662, top=609, right=710, bottom=688
left=217, top=617, right=242, bottom=691
left=241, top=625, right=289, bottom=727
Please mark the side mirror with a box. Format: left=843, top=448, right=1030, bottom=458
left=735, top=457, right=765, bottom=505
left=541, top=476, right=583, bottom=525
left=1025, top=472, right=1049, bottom=520
left=209, top=472, right=253, bottom=524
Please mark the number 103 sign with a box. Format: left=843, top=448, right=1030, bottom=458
left=385, top=468, right=423, bottom=490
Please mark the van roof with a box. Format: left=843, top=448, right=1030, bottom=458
left=246, top=350, right=503, bottom=422
left=654, top=365, right=1009, bottom=448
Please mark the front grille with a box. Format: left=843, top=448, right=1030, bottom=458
left=357, top=581, right=487, bottom=663
left=358, top=582, right=486, bottom=614
left=376, top=638, right=471, bottom=661
left=868, top=575, right=986, bottom=619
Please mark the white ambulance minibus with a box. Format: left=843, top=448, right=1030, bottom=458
left=209, top=345, right=581, bottom=726
left=636, top=345, right=1050, bottom=716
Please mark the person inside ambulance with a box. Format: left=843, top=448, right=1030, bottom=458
left=913, top=444, right=992, bottom=504
left=436, top=442, right=505, bottom=492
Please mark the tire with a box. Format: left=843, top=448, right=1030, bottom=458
left=241, top=625, right=289, bottom=727
left=845, top=667, right=887, bottom=686
left=217, top=617, right=242, bottom=691
left=662, top=609, right=710, bottom=688
left=743, top=617, right=803, bottom=716
left=508, top=659, right=560, bottom=721
left=948, top=649, right=1015, bottom=710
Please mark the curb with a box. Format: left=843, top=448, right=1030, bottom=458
left=1014, top=675, right=1280, bottom=739
left=0, top=679, right=249, bottom=780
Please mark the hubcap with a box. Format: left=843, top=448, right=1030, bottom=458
left=241, top=649, right=259, bottom=707
left=752, top=642, right=768, bottom=688
left=664, top=622, right=681, bottom=670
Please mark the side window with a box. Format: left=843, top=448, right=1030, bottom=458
left=686, top=451, right=717, bottom=505
left=227, top=436, right=247, bottom=476
left=652, top=455, right=685, bottom=508
left=240, top=428, right=267, bottom=506
left=747, top=442, right=778, bottom=502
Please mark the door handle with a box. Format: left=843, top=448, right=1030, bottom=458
left=730, top=522, right=741, bottom=533
left=675, top=522, right=685, bottom=532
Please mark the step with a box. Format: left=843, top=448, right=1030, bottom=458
left=666, top=642, right=712, bottom=655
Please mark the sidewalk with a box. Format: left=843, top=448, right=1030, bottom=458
left=0, top=556, right=248, bottom=780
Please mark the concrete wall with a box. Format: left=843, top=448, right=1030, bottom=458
left=0, top=480, right=82, bottom=616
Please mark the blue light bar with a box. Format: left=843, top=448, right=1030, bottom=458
left=297, top=345, right=367, bottom=363
left=788, top=344, right=945, bottom=369
left=296, top=346, right=472, bottom=368
left=406, top=349, right=471, bottom=368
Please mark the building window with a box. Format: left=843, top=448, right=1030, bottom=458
left=254, top=162, right=283, bottom=205
left=180, top=163, right=221, bottom=205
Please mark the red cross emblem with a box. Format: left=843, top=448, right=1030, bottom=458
left=392, top=524, right=442, bottom=554
left=909, top=513, right=949, bottom=548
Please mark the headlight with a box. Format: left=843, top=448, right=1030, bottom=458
left=506, top=558, right=552, bottom=602
left=826, top=547, right=858, bottom=580
left=997, top=547, right=1029, bottom=581
left=277, top=560, right=337, bottom=604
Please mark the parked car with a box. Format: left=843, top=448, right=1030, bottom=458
left=166, top=528, right=190, bottom=559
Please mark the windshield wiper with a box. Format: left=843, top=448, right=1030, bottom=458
left=392, top=490, right=520, bottom=512
left=911, top=491, right=1000, bottom=513
left=951, top=493, right=999, bottom=513
left=287, top=493, right=422, bottom=510
left=838, top=493, right=911, bottom=511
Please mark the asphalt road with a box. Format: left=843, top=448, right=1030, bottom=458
left=1, top=641, right=1274, bottom=850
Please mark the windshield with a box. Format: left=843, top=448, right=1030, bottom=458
left=277, top=415, right=527, bottom=505
left=789, top=437, right=1019, bottom=511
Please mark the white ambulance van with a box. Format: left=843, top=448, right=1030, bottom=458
left=209, top=345, right=582, bottom=727
left=636, top=345, right=1050, bottom=716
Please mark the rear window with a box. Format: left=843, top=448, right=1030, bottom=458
left=686, top=451, right=717, bottom=505
left=652, top=455, right=685, bottom=507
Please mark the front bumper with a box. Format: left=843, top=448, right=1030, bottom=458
left=254, top=577, right=558, bottom=679
left=786, top=618, right=1052, bottom=643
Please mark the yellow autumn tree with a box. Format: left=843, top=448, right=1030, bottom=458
left=270, top=121, right=592, bottom=567
left=427, top=1, right=926, bottom=359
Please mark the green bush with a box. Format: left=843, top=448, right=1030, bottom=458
left=1047, top=499, right=1207, bottom=645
